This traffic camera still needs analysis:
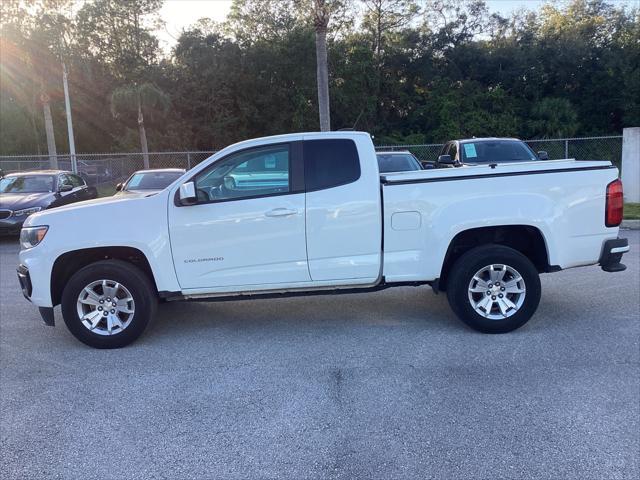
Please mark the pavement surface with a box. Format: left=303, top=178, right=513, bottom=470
left=1, top=232, right=639, bottom=479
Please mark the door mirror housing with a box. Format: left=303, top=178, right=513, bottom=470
left=537, top=150, right=549, bottom=160
left=421, top=161, right=435, bottom=170
left=438, top=154, right=454, bottom=166
left=115, top=182, right=123, bottom=191
left=179, top=181, right=197, bottom=205
left=59, top=184, right=73, bottom=193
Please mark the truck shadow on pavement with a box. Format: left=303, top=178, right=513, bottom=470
left=144, top=287, right=461, bottom=343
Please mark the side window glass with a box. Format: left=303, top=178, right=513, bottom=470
left=194, top=145, right=290, bottom=202
left=70, top=175, right=85, bottom=187
left=59, top=174, right=73, bottom=187
left=449, top=143, right=458, bottom=160
left=304, top=139, right=360, bottom=191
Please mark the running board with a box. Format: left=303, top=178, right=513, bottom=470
left=158, top=280, right=430, bottom=303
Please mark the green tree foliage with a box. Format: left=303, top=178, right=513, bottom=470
left=0, top=0, right=638, bottom=154
left=527, top=97, right=579, bottom=138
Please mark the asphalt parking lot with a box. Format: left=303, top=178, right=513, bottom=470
left=1, top=232, right=638, bottom=480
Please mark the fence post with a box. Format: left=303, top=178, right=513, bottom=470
left=622, top=127, right=640, bottom=203
left=187, top=153, right=191, bottom=169
left=564, top=139, right=569, bottom=159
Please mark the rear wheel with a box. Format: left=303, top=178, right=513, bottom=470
left=446, top=245, right=541, bottom=333
left=61, top=260, right=157, bottom=348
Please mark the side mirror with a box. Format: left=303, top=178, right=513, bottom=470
left=179, top=181, right=197, bottom=205
left=537, top=151, right=549, bottom=160
left=421, top=161, right=435, bottom=170
left=438, top=154, right=454, bottom=165
left=59, top=184, right=73, bottom=193
left=115, top=183, right=123, bottom=191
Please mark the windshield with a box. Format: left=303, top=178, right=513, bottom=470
left=376, top=153, right=422, bottom=173
left=0, top=175, right=54, bottom=193
left=460, top=141, right=538, bottom=163
left=125, top=171, right=183, bottom=191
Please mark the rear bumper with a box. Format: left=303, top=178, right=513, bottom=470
left=599, top=238, right=629, bottom=272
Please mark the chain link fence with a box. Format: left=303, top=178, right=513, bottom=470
left=0, top=135, right=623, bottom=198
left=0, top=151, right=215, bottom=196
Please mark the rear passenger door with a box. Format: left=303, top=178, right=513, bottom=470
left=304, top=137, right=382, bottom=283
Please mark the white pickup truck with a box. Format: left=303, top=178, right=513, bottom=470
left=17, top=132, right=629, bottom=348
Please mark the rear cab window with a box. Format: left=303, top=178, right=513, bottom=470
left=304, top=139, right=360, bottom=191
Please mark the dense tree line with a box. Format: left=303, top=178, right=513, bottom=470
left=0, top=0, right=638, bottom=155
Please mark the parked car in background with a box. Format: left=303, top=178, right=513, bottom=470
left=436, top=138, right=549, bottom=167
left=376, top=150, right=425, bottom=173
left=0, top=170, right=97, bottom=235
left=77, top=160, right=111, bottom=186
left=115, top=168, right=186, bottom=196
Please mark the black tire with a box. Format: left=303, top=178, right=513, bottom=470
left=446, top=244, right=541, bottom=334
left=61, top=260, right=157, bottom=348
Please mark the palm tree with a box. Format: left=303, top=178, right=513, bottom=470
left=110, top=83, right=169, bottom=169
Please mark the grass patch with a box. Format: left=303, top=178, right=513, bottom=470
left=624, top=203, right=640, bottom=220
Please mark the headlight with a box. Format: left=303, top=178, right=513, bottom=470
left=12, top=206, right=42, bottom=217
left=20, top=226, right=48, bottom=249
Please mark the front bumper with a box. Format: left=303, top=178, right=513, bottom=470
left=0, top=217, right=25, bottom=236
left=599, top=238, right=629, bottom=272
left=16, top=264, right=54, bottom=326
left=17, top=264, right=32, bottom=299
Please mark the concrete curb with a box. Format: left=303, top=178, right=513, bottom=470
left=621, top=219, right=640, bottom=230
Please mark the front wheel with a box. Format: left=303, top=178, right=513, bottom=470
left=446, top=245, right=541, bottom=333
left=61, top=260, right=157, bottom=348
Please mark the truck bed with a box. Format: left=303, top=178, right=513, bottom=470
left=379, top=159, right=619, bottom=283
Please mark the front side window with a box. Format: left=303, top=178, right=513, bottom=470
left=0, top=175, right=54, bottom=193
left=194, top=145, right=290, bottom=202
left=59, top=174, right=73, bottom=188
left=448, top=142, right=458, bottom=161
left=69, top=175, right=85, bottom=187
left=304, top=139, right=360, bottom=191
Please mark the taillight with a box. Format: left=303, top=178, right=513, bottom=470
left=605, top=179, right=623, bottom=227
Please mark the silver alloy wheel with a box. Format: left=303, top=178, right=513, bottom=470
left=76, top=280, right=135, bottom=336
left=467, top=264, right=526, bottom=320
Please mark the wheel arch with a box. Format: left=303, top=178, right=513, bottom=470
left=51, top=246, right=158, bottom=307
left=438, top=225, right=553, bottom=291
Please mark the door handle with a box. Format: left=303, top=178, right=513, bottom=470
left=265, top=208, right=298, bottom=217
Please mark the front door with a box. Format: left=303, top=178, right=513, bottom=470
left=169, top=142, right=310, bottom=290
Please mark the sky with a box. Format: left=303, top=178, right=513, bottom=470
left=158, top=0, right=233, bottom=50
left=156, top=0, right=636, bottom=52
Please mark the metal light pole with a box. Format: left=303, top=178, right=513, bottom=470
left=62, top=62, right=77, bottom=173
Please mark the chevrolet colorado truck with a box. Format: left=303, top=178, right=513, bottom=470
left=17, top=132, right=629, bottom=348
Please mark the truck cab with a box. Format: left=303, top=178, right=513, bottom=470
left=169, top=133, right=382, bottom=290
